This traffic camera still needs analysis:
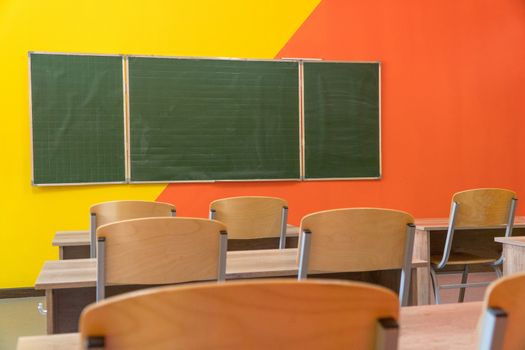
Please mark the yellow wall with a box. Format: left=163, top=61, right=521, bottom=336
left=0, top=0, right=320, bottom=288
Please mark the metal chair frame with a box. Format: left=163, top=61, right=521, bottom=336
left=430, top=197, right=517, bottom=304
left=479, top=307, right=508, bottom=350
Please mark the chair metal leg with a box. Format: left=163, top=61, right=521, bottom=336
left=492, top=265, right=502, bottom=279
left=430, top=268, right=441, bottom=304
left=458, top=265, right=469, bottom=303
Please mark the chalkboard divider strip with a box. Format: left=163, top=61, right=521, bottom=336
left=378, top=62, right=383, bottom=179
left=127, top=54, right=295, bottom=63
left=304, top=177, right=382, bottom=181
left=31, top=181, right=127, bottom=187
left=129, top=178, right=300, bottom=184
left=27, top=51, right=122, bottom=57
left=299, top=60, right=305, bottom=180
left=281, top=57, right=322, bottom=61
left=123, top=55, right=131, bottom=183
left=28, top=52, right=35, bottom=185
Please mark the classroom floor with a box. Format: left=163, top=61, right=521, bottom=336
left=434, top=271, right=493, bottom=303
left=0, top=272, right=496, bottom=349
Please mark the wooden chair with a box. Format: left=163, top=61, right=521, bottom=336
left=209, top=196, right=288, bottom=249
left=478, top=272, right=525, bottom=350
left=430, top=188, right=517, bottom=304
left=80, top=279, right=400, bottom=350
left=96, top=217, right=227, bottom=301
left=89, top=200, right=176, bottom=257
left=297, top=208, right=415, bottom=306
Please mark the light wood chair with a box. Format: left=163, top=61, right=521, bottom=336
left=478, top=272, right=525, bottom=350
left=89, top=200, right=176, bottom=258
left=209, top=196, right=288, bottom=249
left=297, top=208, right=415, bottom=306
left=430, top=188, right=517, bottom=304
left=80, top=279, right=400, bottom=350
left=95, top=217, right=227, bottom=301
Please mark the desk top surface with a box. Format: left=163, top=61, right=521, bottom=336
left=52, top=231, right=90, bottom=246
left=17, top=333, right=80, bottom=350
left=495, top=235, right=525, bottom=247
left=35, top=248, right=427, bottom=289
left=16, top=302, right=483, bottom=350
left=53, top=224, right=301, bottom=246
left=53, top=217, right=525, bottom=246
left=415, top=216, right=525, bottom=231
left=399, top=301, right=481, bottom=349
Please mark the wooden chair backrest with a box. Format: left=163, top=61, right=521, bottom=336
left=210, top=196, right=287, bottom=239
left=300, top=208, right=414, bottom=273
left=453, top=188, right=516, bottom=227
left=80, top=279, right=399, bottom=350
left=90, top=200, right=176, bottom=228
left=97, top=217, right=225, bottom=285
left=481, top=272, right=525, bottom=350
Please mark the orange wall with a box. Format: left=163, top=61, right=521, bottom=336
left=159, top=0, right=525, bottom=224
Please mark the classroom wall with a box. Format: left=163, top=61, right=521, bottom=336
left=0, top=0, right=320, bottom=288
left=1, top=0, right=524, bottom=288
left=160, top=0, right=525, bottom=218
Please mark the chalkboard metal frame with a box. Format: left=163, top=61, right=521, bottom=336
left=126, top=55, right=303, bottom=183
left=29, top=51, right=128, bottom=186
left=301, top=59, right=382, bottom=181
left=28, top=53, right=381, bottom=186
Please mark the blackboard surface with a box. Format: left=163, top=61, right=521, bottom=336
left=30, top=54, right=380, bottom=185
left=30, top=54, right=125, bottom=185
left=303, top=62, right=380, bottom=179
left=128, top=57, right=300, bottom=181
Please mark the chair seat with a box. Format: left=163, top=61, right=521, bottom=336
left=431, top=252, right=496, bottom=266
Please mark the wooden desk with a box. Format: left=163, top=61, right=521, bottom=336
left=36, top=248, right=427, bottom=334
left=17, top=302, right=483, bottom=350
left=17, top=333, right=80, bottom=350
left=399, top=301, right=482, bottom=349
left=495, top=236, right=525, bottom=275
left=48, top=217, right=525, bottom=313
left=413, top=216, right=525, bottom=305
left=53, top=224, right=301, bottom=259
left=52, top=231, right=90, bottom=259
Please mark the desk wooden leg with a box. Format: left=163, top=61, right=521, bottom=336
left=61, top=246, right=91, bottom=259
left=408, top=268, right=418, bottom=306
left=47, top=285, right=154, bottom=334
left=502, top=244, right=525, bottom=276
left=413, top=229, right=431, bottom=305
left=45, top=289, right=54, bottom=334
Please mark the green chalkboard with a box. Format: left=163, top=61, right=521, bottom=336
left=30, top=53, right=125, bottom=185
left=303, top=62, right=380, bottom=179
left=128, top=57, right=300, bottom=181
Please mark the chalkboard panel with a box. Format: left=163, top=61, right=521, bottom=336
left=29, top=54, right=380, bottom=185
left=303, top=62, right=380, bottom=179
left=30, top=53, right=125, bottom=185
left=128, top=57, right=300, bottom=181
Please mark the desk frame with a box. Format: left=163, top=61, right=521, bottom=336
left=37, top=249, right=426, bottom=334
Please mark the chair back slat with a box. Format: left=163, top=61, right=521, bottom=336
left=81, top=280, right=399, bottom=350
left=97, top=217, right=225, bottom=285
left=210, top=196, right=287, bottom=239
left=453, top=189, right=516, bottom=227
left=300, top=208, right=414, bottom=273
left=91, top=200, right=176, bottom=228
